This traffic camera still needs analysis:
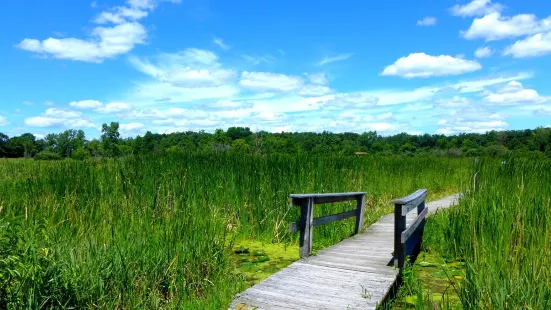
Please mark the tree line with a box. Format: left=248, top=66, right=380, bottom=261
left=1, top=122, right=551, bottom=160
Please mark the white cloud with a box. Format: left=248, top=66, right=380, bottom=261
left=70, top=100, right=103, bottom=109
left=504, top=32, right=551, bottom=58
left=24, top=108, right=96, bottom=129
left=317, top=53, right=353, bottom=66
left=450, top=0, right=504, bottom=17
left=297, top=84, right=333, bottom=96
left=44, top=108, right=82, bottom=119
left=462, top=12, right=551, bottom=41
left=436, top=96, right=472, bottom=108
left=44, top=101, right=54, bottom=106
left=129, top=49, right=238, bottom=88
left=200, top=100, right=253, bottom=110
left=307, top=73, right=329, bottom=85
left=474, top=46, right=493, bottom=58
left=417, top=17, right=437, bottom=26
left=120, top=122, right=145, bottom=131
left=381, top=53, right=481, bottom=78
left=17, top=0, right=179, bottom=62
left=33, top=133, right=45, bottom=139
left=325, top=92, right=378, bottom=109
left=483, top=81, right=548, bottom=105
left=239, top=72, right=304, bottom=93
left=213, top=37, right=230, bottom=50
left=0, top=116, right=7, bottom=126
left=241, top=54, right=274, bottom=65
left=535, top=108, right=551, bottom=116
left=96, top=102, right=133, bottom=113
left=272, top=125, right=293, bottom=133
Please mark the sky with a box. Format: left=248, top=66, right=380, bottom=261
left=1, top=0, right=551, bottom=139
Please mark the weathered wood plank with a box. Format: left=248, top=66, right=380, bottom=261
left=392, top=189, right=428, bottom=214
left=355, top=195, right=366, bottom=234
left=290, top=192, right=367, bottom=205
left=401, top=207, right=428, bottom=243
left=299, top=197, right=314, bottom=258
left=230, top=193, right=459, bottom=310
left=289, top=209, right=357, bottom=233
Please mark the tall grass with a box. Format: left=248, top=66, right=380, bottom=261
left=0, top=154, right=470, bottom=309
left=420, top=157, right=551, bottom=309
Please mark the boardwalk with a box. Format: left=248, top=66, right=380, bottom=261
left=230, top=194, right=460, bottom=310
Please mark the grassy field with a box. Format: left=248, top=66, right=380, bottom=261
left=0, top=154, right=471, bottom=309
left=393, top=157, right=551, bottom=309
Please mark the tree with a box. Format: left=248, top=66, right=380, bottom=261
left=231, top=139, right=249, bottom=153
left=101, top=122, right=121, bottom=157
left=0, top=133, right=9, bottom=157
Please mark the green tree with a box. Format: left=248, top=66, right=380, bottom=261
left=101, top=122, right=121, bottom=157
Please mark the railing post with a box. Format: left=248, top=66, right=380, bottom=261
left=354, top=194, right=366, bottom=234
left=394, top=203, right=406, bottom=269
left=299, top=197, right=314, bottom=258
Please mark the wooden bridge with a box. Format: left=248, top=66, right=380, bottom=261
left=230, top=191, right=461, bottom=309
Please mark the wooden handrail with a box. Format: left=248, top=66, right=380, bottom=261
left=289, top=192, right=367, bottom=258
left=392, top=189, right=428, bottom=269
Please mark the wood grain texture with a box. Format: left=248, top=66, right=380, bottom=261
left=289, top=209, right=357, bottom=233
left=230, top=194, right=460, bottom=310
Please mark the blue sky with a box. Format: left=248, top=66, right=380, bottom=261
left=1, top=0, right=551, bottom=139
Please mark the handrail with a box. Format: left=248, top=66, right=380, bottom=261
left=392, top=189, right=428, bottom=269
left=289, top=192, right=367, bottom=258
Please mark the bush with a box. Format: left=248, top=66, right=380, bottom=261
left=71, top=147, right=91, bottom=160
left=34, top=151, right=62, bottom=161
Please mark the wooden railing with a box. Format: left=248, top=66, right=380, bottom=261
left=391, top=189, right=428, bottom=269
left=289, top=192, right=367, bottom=258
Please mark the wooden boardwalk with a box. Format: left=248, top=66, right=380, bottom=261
left=230, top=194, right=461, bottom=310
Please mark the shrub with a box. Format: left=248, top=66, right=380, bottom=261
left=71, top=147, right=91, bottom=160
left=34, top=151, right=62, bottom=161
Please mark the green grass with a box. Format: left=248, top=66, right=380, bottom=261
left=392, top=157, right=551, bottom=309
left=0, top=154, right=471, bottom=309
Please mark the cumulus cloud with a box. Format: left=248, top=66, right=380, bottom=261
left=474, top=46, right=493, bottom=58
left=96, top=102, right=133, bottom=113
left=436, top=106, right=508, bottom=135
left=70, top=100, right=103, bottom=109
left=130, top=48, right=237, bottom=88
left=0, top=115, right=7, bottom=126
left=483, top=81, right=548, bottom=105
left=24, top=108, right=96, bottom=128
left=462, top=12, right=551, bottom=41
left=504, top=32, right=551, bottom=58
left=417, top=17, right=437, bottom=26
left=16, top=0, right=179, bottom=62
left=450, top=0, right=504, bottom=17
left=381, top=53, right=481, bottom=78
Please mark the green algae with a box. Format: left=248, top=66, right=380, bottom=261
left=231, top=239, right=300, bottom=286
left=393, top=251, right=464, bottom=309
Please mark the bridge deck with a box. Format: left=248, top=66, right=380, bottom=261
left=230, top=194, right=460, bottom=310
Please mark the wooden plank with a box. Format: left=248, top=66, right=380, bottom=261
left=400, top=207, right=428, bottom=243
left=290, top=192, right=367, bottom=199
left=355, top=195, right=366, bottom=234
left=396, top=189, right=428, bottom=215
left=289, top=209, right=357, bottom=233
left=394, top=203, right=406, bottom=269
left=230, top=193, right=460, bottom=310
left=299, top=197, right=314, bottom=258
